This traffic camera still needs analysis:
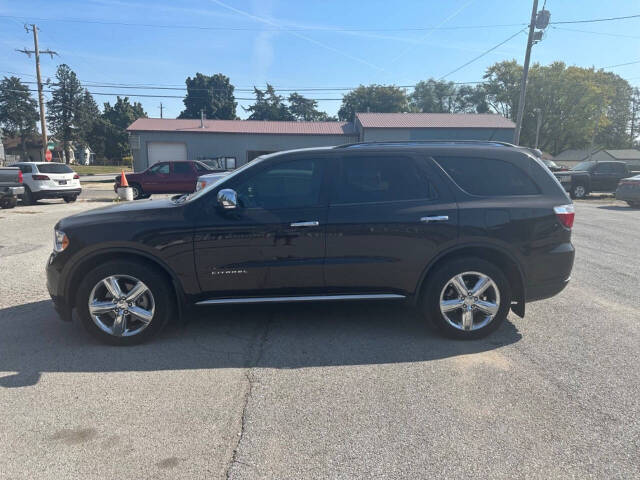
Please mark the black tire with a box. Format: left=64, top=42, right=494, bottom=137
left=421, top=257, right=511, bottom=339
left=570, top=184, right=588, bottom=199
left=21, top=186, right=35, bottom=205
left=63, top=195, right=78, bottom=203
left=130, top=183, right=144, bottom=200
left=75, top=260, right=175, bottom=345
left=0, top=197, right=17, bottom=209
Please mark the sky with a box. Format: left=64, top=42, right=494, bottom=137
left=0, top=0, right=639, bottom=120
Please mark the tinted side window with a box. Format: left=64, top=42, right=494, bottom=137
left=595, top=163, right=614, bottom=174
left=613, top=163, right=628, bottom=175
left=150, top=163, right=169, bottom=174
left=173, top=162, right=193, bottom=174
left=332, top=156, right=435, bottom=204
left=17, top=164, right=32, bottom=173
left=194, top=162, right=210, bottom=173
left=434, top=156, right=539, bottom=196
left=234, top=158, right=323, bottom=209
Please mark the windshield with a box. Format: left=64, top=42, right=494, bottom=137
left=543, top=159, right=559, bottom=169
left=571, top=161, right=595, bottom=171
left=37, top=163, right=74, bottom=174
left=175, top=156, right=268, bottom=204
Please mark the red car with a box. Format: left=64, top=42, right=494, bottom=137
left=114, top=161, right=211, bottom=199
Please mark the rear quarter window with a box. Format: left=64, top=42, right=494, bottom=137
left=434, top=156, right=540, bottom=196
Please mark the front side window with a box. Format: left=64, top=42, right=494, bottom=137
left=149, top=163, right=169, bottom=174
left=594, top=163, right=614, bottom=174
left=434, top=156, right=539, bottom=196
left=234, top=158, right=323, bottom=209
left=173, top=162, right=193, bottom=174
left=332, top=156, right=434, bottom=205
left=16, top=164, right=32, bottom=173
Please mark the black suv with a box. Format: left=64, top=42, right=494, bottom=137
left=47, top=141, right=575, bottom=345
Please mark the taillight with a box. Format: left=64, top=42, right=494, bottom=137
left=554, top=204, right=575, bottom=229
left=32, top=175, right=50, bottom=181
left=18, top=170, right=23, bottom=183
left=73, top=173, right=80, bottom=179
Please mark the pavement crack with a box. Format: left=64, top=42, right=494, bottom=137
left=224, top=313, right=273, bottom=480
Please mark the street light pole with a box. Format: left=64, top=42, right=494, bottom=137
left=513, top=0, right=539, bottom=145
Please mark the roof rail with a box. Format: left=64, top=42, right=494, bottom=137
left=334, top=140, right=518, bottom=149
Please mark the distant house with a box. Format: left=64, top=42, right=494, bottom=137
left=554, top=147, right=640, bottom=169
left=74, top=145, right=95, bottom=165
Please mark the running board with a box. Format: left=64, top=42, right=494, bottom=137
left=195, top=294, right=405, bottom=306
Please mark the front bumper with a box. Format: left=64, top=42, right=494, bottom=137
left=615, top=185, right=640, bottom=202
left=46, top=252, right=72, bottom=321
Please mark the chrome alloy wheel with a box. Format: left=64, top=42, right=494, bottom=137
left=88, top=275, right=155, bottom=337
left=439, top=271, right=500, bottom=331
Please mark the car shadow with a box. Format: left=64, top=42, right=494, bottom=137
left=0, top=300, right=521, bottom=388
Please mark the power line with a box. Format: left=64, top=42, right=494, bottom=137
left=602, top=59, right=640, bottom=68
left=0, top=12, right=638, bottom=32
left=551, top=25, right=640, bottom=39
left=440, top=29, right=526, bottom=79
left=551, top=13, right=640, bottom=25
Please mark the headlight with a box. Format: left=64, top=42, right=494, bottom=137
left=53, top=229, right=69, bottom=253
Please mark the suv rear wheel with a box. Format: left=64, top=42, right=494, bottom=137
left=76, top=260, right=174, bottom=345
left=422, top=257, right=511, bottom=339
left=130, top=183, right=144, bottom=200
left=21, top=186, right=35, bottom=205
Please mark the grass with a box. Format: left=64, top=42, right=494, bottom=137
left=72, top=165, right=132, bottom=175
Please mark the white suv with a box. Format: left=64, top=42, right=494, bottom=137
left=12, top=162, right=82, bottom=205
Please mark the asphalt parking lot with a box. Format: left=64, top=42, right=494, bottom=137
left=1, top=195, right=639, bottom=479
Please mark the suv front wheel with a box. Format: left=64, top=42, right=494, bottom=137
left=422, top=257, right=511, bottom=339
left=76, top=260, right=174, bottom=345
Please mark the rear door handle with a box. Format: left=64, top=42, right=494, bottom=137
left=290, top=221, right=319, bottom=227
left=420, top=215, right=449, bottom=223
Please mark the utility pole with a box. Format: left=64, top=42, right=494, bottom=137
left=159, top=102, right=164, bottom=119
left=534, top=108, right=542, bottom=149
left=513, top=0, right=538, bottom=145
left=16, top=24, right=57, bottom=160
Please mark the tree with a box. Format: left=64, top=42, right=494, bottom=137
left=410, top=79, right=457, bottom=113
left=287, top=93, right=333, bottom=121
left=245, top=84, right=294, bottom=121
left=47, top=64, right=84, bottom=163
left=102, top=96, right=146, bottom=160
left=0, top=76, right=39, bottom=159
left=482, top=60, right=522, bottom=119
left=76, top=89, right=100, bottom=148
left=410, top=79, right=489, bottom=114
left=179, top=73, right=237, bottom=120
left=338, top=85, right=409, bottom=121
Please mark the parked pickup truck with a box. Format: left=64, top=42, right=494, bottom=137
left=554, top=160, right=630, bottom=199
left=0, top=166, right=25, bottom=209
left=115, top=160, right=211, bottom=200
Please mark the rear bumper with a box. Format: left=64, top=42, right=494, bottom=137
left=0, top=186, right=25, bottom=197
left=526, top=277, right=571, bottom=302
left=33, top=188, right=81, bottom=199
left=525, top=242, right=575, bottom=302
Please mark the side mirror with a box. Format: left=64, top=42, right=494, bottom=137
left=217, top=188, right=238, bottom=209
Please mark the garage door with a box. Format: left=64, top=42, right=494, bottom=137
left=147, top=142, right=187, bottom=166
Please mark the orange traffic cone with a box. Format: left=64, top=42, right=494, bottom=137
left=120, top=170, right=129, bottom=187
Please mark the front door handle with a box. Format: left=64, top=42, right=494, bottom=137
left=290, top=221, right=320, bottom=227
left=420, top=215, right=449, bottom=223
